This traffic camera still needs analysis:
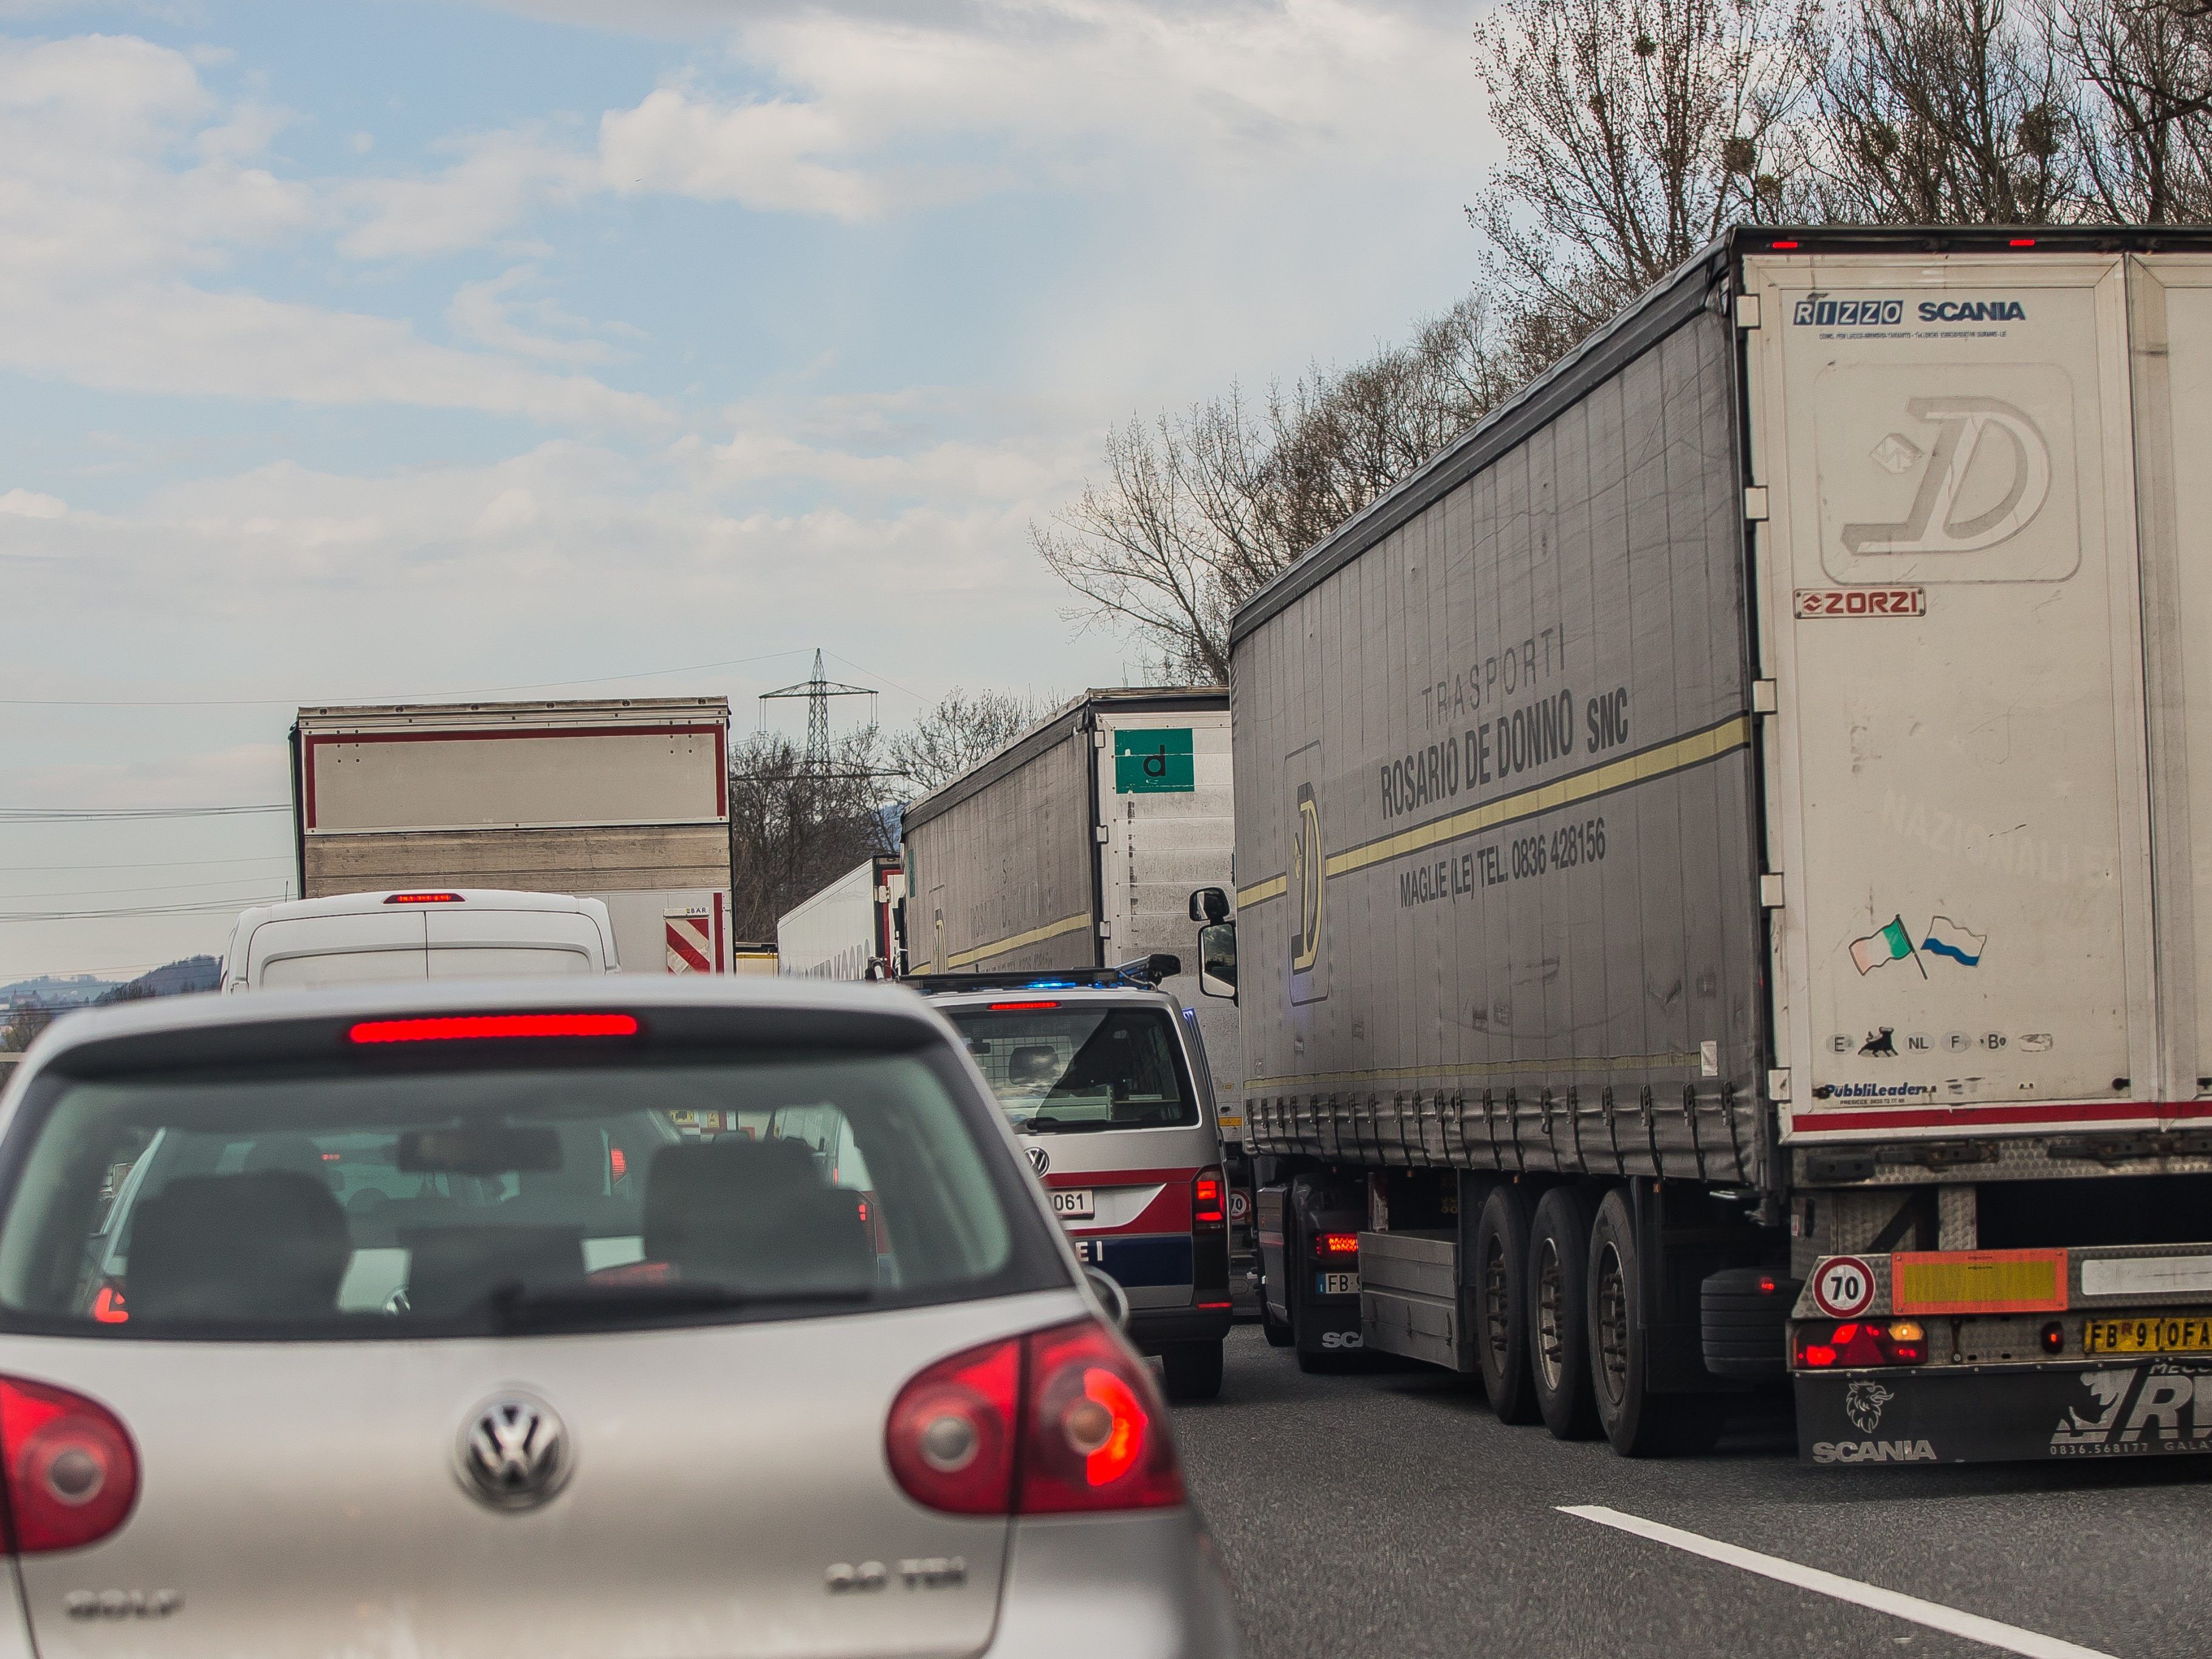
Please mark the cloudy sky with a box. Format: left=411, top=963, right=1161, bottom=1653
left=0, top=0, right=1489, bottom=980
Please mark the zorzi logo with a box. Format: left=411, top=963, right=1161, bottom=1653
left=1793, top=293, right=1905, bottom=328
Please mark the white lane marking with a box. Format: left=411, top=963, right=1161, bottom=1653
left=1559, top=1505, right=2115, bottom=1659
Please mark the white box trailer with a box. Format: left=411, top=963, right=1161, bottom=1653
left=1209, top=225, right=2212, bottom=1463
left=776, top=856, right=905, bottom=980
left=290, top=698, right=732, bottom=975
left=901, top=688, right=1241, bottom=1128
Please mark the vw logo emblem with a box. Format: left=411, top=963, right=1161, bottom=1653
left=1026, top=1146, right=1049, bottom=1176
left=456, top=1393, right=571, bottom=1511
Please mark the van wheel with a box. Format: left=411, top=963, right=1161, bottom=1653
left=1260, top=1280, right=1295, bottom=1348
left=1162, top=1341, right=1225, bottom=1401
left=1472, top=1184, right=1539, bottom=1423
left=1528, top=1185, right=1601, bottom=1440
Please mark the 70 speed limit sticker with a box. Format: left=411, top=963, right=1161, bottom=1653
left=1812, top=1255, right=1877, bottom=1318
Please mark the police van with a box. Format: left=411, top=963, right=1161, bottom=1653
left=915, top=958, right=1234, bottom=1400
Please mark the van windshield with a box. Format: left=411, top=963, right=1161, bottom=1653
left=0, top=1050, right=1026, bottom=1338
left=947, top=1005, right=1199, bottom=1133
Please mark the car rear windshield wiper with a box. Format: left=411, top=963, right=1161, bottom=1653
left=1016, top=1116, right=1113, bottom=1134
left=483, top=1279, right=874, bottom=1330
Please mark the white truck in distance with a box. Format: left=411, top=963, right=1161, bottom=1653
left=289, top=698, right=733, bottom=977
left=1200, top=224, right=2212, bottom=1465
left=776, top=856, right=905, bottom=980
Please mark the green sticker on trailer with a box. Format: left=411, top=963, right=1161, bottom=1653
left=1114, top=728, right=1194, bottom=793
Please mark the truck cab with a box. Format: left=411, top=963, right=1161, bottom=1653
left=914, top=963, right=1234, bottom=1400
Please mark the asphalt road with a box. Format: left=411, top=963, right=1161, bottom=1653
left=1171, top=1325, right=2212, bottom=1659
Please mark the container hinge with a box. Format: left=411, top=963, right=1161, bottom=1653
left=1751, top=678, right=1777, bottom=715
left=1735, top=293, right=1761, bottom=330
left=1094, top=825, right=1109, bottom=843
left=1743, top=485, right=1770, bottom=522
left=1760, top=872, right=1785, bottom=908
left=1768, top=1068, right=1792, bottom=1102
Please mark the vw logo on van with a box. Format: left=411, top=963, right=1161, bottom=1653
left=1027, top=1146, right=1049, bottom=1176
left=457, top=1394, right=571, bottom=1511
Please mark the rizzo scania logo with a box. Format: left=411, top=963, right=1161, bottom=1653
left=1793, top=292, right=2028, bottom=327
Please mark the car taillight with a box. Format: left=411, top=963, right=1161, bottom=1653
left=383, top=891, right=464, bottom=904
left=1795, top=1320, right=1928, bottom=1369
left=0, top=1377, right=138, bottom=1553
left=1314, top=1232, right=1359, bottom=1259
left=608, top=1147, right=628, bottom=1183
left=887, top=1319, right=1184, bottom=1517
left=1017, top=1321, right=1183, bottom=1514
left=885, top=1335, right=1020, bottom=1514
left=89, top=1284, right=128, bottom=1325
left=1193, top=1167, right=1225, bottom=1230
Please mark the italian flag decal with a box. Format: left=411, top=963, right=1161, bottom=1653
left=1849, top=915, right=1924, bottom=977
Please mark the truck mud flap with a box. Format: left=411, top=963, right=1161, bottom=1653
left=1796, top=1359, right=2212, bottom=1465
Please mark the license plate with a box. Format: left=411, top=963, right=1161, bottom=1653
left=1049, top=1189, right=1096, bottom=1220
left=2081, top=1313, right=2212, bottom=1353
left=1316, top=1271, right=1359, bottom=1297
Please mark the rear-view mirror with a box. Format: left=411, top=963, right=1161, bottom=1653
left=1198, top=922, right=1237, bottom=1001
left=1188, top=886, right=1231, bottom=924
left=397, top=1125, right=563, bottom=1177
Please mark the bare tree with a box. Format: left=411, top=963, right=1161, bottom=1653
left=1470, top=0, right=1810, bottom=341
left=1036, top=297, right=1531, bottom=680
left=2059, top=0, right=2212, bottom=221
left=1800, top=0, right=2077, bottom=223
left=889, top=687, right=1045, bottom=795
left=727, top=729, right=897, bottom=944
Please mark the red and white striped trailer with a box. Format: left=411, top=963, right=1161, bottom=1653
left=289, top=697, right=732, bottom=974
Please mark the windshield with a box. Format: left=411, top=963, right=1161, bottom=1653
left=0, top=1050, right=1027, bottom=1338
left=948, top=1005, right=1200, bottom=1133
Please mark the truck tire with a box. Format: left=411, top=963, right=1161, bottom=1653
left=1587, top=1186, right=1675, bottom=1457
left=1472, top=1184, right=1540, bottom=1424
left=1701, top=1267, right=1800, bottom=1378
left=1528, top=1184, right=1601, bottom=1440
left=1260, top=1278, right=1294, bottom=1347
left=1161, top=1340, right=1226, bottom=1402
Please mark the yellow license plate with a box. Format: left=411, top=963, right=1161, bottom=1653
left=2081, top=1314, right=2212, bottom=1354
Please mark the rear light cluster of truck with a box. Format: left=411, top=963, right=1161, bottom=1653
left=0, top=1377, right=139, bottom=1553
left=1313, top=1232, right=1359, bottom=1260
left=886, top=1318, right=1184, bottom=1516
left=1795, top=1320, right=1928, bottom=1369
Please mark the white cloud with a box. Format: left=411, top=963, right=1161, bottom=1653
left=0, top=35, right=662, bottom=425
left=447, top=264, right=623, bottom=366
left=0, top=489, right=66, bottom=519
left=343, top=0, right=1477, bottom=250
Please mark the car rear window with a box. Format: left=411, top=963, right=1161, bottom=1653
left=0, top=1048, right=1044, bottom=1339
left=947, top=1005, right=1199, bottom=1132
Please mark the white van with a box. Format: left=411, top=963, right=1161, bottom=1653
left=222, top=890, right=619, bottom=992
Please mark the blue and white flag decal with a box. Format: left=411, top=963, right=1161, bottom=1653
left=1922, top=916, right=1985, bottom=967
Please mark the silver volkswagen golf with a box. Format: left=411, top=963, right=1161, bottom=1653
left=0, top=977, right=1238, bottom=1657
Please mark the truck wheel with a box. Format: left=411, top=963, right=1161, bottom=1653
left=1260, top=1279, right=1294, bottom=1348
left=1161, top=1340, right=1225, bottom=1402
left=1527, top=1184, right=1600, bottom=1440
left=1587, top=1187, right=1673, bottom=1457
left=1472, top=1184, right=1539, bottom=1424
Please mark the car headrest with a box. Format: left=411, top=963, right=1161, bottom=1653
left=643, top=1140, right=873, bottom=1293
left=127, top=1172, right=351, bottom=1323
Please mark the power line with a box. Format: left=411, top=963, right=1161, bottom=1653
left=0, top=648, right=817, bottom=710
left=0, top=875, right=295, bottom=904
left=0, top=895, right=284, bottom=924
left=0, top=854, right=288, bottom=875
left=0, top=806, right=288, bottom=823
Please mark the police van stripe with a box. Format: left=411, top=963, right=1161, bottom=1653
left=1235, top=713, right=1752, bottom=908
